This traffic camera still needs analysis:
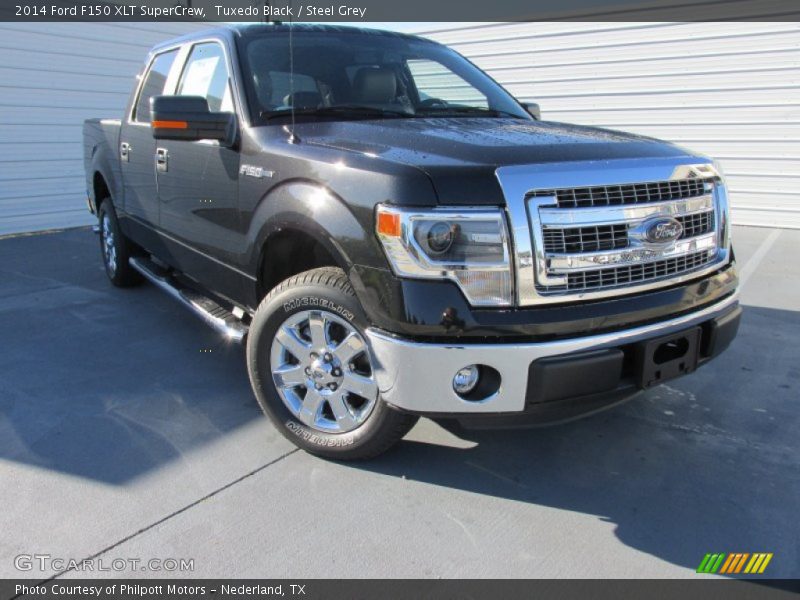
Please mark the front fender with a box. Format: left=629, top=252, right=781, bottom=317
left=246, top=178, right=384, bottom=272
left=243, top=179, right=394, bottom=315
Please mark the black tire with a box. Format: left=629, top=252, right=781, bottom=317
left=98, top=199, right=142, bottom=287
left=246, top=267, right=418, bottom=460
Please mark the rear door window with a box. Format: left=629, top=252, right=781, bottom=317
left=133, top=49, right=179, bottom=123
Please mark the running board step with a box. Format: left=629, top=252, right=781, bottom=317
left=129, top=256, right=248, bottom=343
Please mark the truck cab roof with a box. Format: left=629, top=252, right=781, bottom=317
left=149, top=23, right=432, bottom=54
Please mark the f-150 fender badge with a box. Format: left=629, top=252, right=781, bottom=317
left=240, top=165, right=275, bottom=179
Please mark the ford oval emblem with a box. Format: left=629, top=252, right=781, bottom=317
left=643, top=216, right=683, bottom=244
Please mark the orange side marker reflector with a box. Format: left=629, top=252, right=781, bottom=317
left=377, top=211, right=401, bottom=237
left=152, top=120, right=188, bottom=129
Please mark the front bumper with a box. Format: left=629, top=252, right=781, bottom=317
left=366, top=293, right=740, bottom=419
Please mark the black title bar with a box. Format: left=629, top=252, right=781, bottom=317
left=4, top=579, right=800, bottom=600
left=1, top=0, right=799, bottom=22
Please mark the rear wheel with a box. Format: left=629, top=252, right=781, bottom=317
left=98, top=199, right=141, bottom=287
left=247, top=267, right=418, bottom=459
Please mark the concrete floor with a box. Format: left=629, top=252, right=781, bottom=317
left=0, top=225, right=797, bottom=579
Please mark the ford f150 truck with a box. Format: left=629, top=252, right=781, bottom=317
left=83, top=24, right=740, bottom=459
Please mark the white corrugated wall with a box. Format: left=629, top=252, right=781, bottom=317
left=413, top=22, right=800, bottom=229
left=0, top=22, right=206, bottom=236
left=1, top=22, right=798, bottom=234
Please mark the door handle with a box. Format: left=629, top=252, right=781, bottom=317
left=155, top=147, right=168, bottom=172
left=120, top=142, right=130, bottom=162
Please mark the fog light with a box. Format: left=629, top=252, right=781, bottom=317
left=453, top=365, right=480, bottom=395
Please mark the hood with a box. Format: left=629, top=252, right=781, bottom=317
left=295, top=117, right=694, bottom=205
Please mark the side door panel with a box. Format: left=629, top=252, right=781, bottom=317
left=155, top=42, right=243, bottom=301
left=119, top=49, right=180, bottom=232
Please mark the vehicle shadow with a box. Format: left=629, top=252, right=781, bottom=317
left=0, top=228, right=262, bottom=484
left=352, top=304, right=800, bottom=577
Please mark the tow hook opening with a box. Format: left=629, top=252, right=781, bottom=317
left=653, top=337, right=690, bottom=365
left=635, top=326, right=701, bottom=388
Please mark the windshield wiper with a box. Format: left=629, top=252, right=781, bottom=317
left=415, top=105, right=525, bottom=119
left=261, top=105, right=411, bottom=120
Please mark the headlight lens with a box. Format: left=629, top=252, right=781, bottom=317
left=375, top=205, right=513, bottom=306
left=419, top=221, right=455, bottom=255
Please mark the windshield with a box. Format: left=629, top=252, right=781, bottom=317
left=236, top=29, right=531, bottom=123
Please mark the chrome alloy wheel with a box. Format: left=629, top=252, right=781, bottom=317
left=270, top=310, right=379, bottom=433
left=101, top=213, right=117, bottom=275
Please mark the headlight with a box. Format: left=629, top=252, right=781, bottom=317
left=375, top=204, right=513, bottom=306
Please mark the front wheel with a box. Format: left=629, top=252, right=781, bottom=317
left=246, top=267, right=418, bottom=459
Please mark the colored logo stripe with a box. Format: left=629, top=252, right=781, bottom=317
left=724, top=553, right=749, bottom=574
left=697, top=553, right=773, bottom=574
left=697, top=553, right=725, bottom=573
left=744, top=553, right=773, bottom=574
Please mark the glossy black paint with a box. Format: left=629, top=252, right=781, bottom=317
left=295, top=117, right=690, bottom=205
left=351, top=262, right=738, bottom=342
left=83, top=24, right=735, bottom=341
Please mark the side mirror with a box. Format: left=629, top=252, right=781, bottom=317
left=150, top=95, right=235, bottom=146
left=521, top=101, right=541, bottom=120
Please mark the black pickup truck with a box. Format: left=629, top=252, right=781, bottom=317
left=83, top=24, right=740, bottom=459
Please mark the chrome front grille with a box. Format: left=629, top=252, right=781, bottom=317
left=536, top=190, right=719, bottom=295
left=496, top=160, right=733, bottom=306
left=531, top=177, right=709, bottom=208
left=561, top=250, right=716, bottom=292
left=678, top=211, right=714, bottom=238
left=542, top=223, right=628, bottom=254
left=543, top=210, right=715, bottom=254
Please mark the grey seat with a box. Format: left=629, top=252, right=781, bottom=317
left=283, top=91, right=323, bottom=109
left=351, top=67, right=397, bottom=104
left=252, top=71, right=274, bottom=111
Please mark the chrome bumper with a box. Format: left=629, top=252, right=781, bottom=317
left=365, top=293, right=738, bottom=415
